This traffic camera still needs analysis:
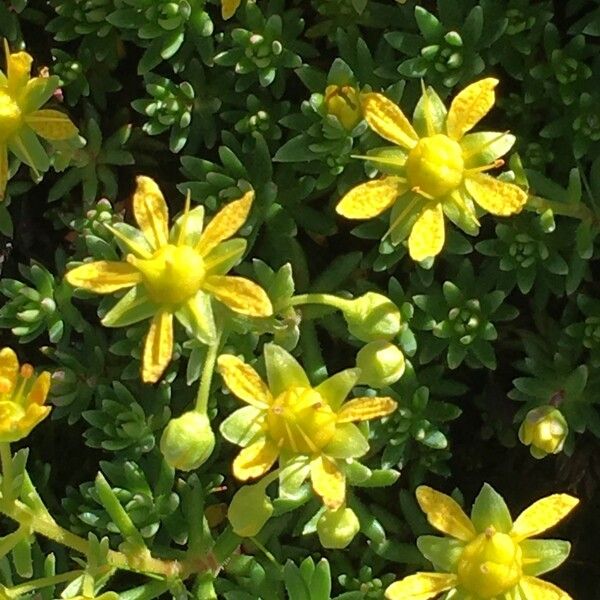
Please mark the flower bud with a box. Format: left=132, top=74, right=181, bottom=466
left=324, top=85, right=362, bottom=130
left=160, top=411, right=215, bottom=471
left=317, top=507, right=360, bottom=549
left=518, top=406, right=568, bottom=459
left=228, top=482, right=274, bottom=537
left=356, top=341, right=405, bottom=388
left=343, top=292, right=401, bottom=342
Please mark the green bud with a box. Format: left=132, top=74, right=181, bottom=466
left=317, top=507, right=360, bottom=549
left=343, top=292, right=401, bottom=342
left=518, top=406, right=568, bottom=459
left=228, top=482, right=274, bottom=537
left=356, top=341, right=405, bottom=388
left=160, top=411, right=215, bottom=471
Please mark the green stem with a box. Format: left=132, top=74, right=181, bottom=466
left=0, top=442, right=13, bottom=501
left=300, top=321, right=328, bottom=384
left=526, top=194, right=595, bottom=222
left=212, top=526, right=241, bottom=567
left=195, top=329, right=225, bottom=414
left=6, top=570, right=83, bottom=596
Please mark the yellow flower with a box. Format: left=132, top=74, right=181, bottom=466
left=65, top=176, right=273, bottom=383
left=221, top=0, right=241, bottom=19
left=336, top=79, right=528, bottom=262
left=0, top=347, right=51, bottom=442
left=0, top=40, right=78, bottom=199
left=217, top=343, right=397, bottom=510
left=386, top=484, right=578, bottom=600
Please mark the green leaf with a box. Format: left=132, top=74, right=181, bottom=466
left=219, top=406, right=264, bottom=446
left=521, top=539, right=571, bottom=577
left=264, top=343, right=309, bottom=397
left=414, top=6, right=444, bottom=42
left=470, top=483, right=513, bottom=533
left=323, top=423, right=369, bottom=458
left=417, top=535, right=464, bottom=571
left=101, top=287, right=156, bottom=327
left=273, top=135, right=316, bottom=162
left=315, top=369, right=360, bottom=411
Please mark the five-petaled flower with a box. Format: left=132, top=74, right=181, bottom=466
left=386, top=484, right=578, bottom=600
left=336, top=78, right=528, bottom=262
left=217, top=343, right=397, bottom=510
left=0, top=347, right=51, bottom=442
left=0, top=40, right=78, bottom=199
left=65, top=176, right=273, bottom=383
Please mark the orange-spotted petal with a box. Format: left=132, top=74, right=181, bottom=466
left=132, top=176, right=169, bottom=250
left=385, top=572, right=458, bottom=600
left=232, top=437, right=279, bottom=481
left=196, top=191, right=253, bottom=256
left=337, top=397, right=397, bottom=423
left=511, top=494, right=579, bottom=541
left=310, top=455, right=345, bottom=510
left=408, top=202, right=445, bottom=262
left=446, top=78, right=498, bottom=141
left=465, top=174, right=527, bottom=216
left=142, top=311, right=173, bottom=383
left=0, top=347, right=18, bottom=388
left=65, top=261, right=141, bottom=293
left=28, top=371, right=51, bottom=405
left=25, top=109, right=78, bottom=140
left=217, top=354, right=272, bottom=409
left=416, top=486, right=477, bottom=541
left=518, top=576, right=573, bottom=599
left=203, top=275, right=273, bottom=317
left=362, top=93, right=419, bottom=149
left=336, top=177, right=407, bottom=219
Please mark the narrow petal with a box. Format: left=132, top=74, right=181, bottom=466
left=446, top=78, right=499, bottom=141
left=416, top=486, right=476, bottom=541
left=25, top=109, right=78, bottom=140
left=264, top=343, right=310, bottom=398
left=232, top=437, right=278, bottom=481
left=132, top=176, right=169, bottom=250
left=0, top=348, right=19, bottom=389
left=203, top=275, right=273, bottom=317
left=337, top=397, right=397, bottom=423
left=511, top=494, right=579, bottom=541
left=142, top=311, right=173, bottom=383
left=6, top=44, right=32, bottom=95
left=385, top=573, right=457, bottom=600
left=196, top=191, right=254, bottom=256
left=28, top=371, right=51, bottom=406
left=315, top=368, right=360, bottom=411
left=65, top=261, right=141, bottom=293
left=323, top=423, right=369, bottom=458
left=175, top=291, right=216, bottom=345
left=310, top=455, right=345, bottom=510
left=217, top=354, right=272, bottom=408
left=0, top=144, right=7, bottom=201
left=465, top=174, right=527, bottom=216
left=101, top=286, right=156, bottom=327
left=408, top=203, right=445, bottom=262
left=221, top=0, right=241, bottom=19
left=336, top=177, right=407, bottom=219
left=518, top=576, right=573, bottom=600
left=362, top=93, right=419, bottom=149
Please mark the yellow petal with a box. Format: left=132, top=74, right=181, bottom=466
left=310, top=456, right=345, bottom=510
left=0, top=144, right=7, bottom=201
left=28, top=371, right=51, bottom=406
left=142, top=311, right=173, bottom=383
left=203, top=275, right=273, bottom=317
left=385, top=572, right=458, bottom=600
left=465, top=174, right=527, bottom=216
left=25, top=109, right=78, bottom=140
left=217, top=354, right=272, bottom=409
left=65, top=261, right=141, bottom=293
left=232, top=437, right=279, bottom=481
left=519, top=576, right=573, bottom=600
left=336, top=177, right=407, bottom=219
left=446, top=78, right=499, bottom=140
left=221, top=0, right=241, bottom=19
left=0, top=347, right=18, bottom=389
left=511, top=494, right=579, bottom=541
left=408, top=203, right=445, bottom=262
left=5, top=41, right=32, bottom=95
left=132, top=176, right=169, bottom=250
left=337, top=397, right=397, bottom=423
left=416, top=486, right=476, bottom=541
left=196, top=191, right=254, bottom=256
left=362, top=93, right=419, bottom=149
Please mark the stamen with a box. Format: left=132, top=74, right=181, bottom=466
left=411, top=186, right=435, bottom=200
left=105, top=224, right=152, bottom=259
left=465, top=159, right=505, bottom=175
left=20, top=364, right=34, bottom=378
left=383, top=195, right=420, bottom=240
left=350, top=154, right=408, bottom=170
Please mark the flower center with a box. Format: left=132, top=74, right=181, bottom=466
left=0, top=90, right=22, bottom=140
left=267, top=387, right=337, bottom=454
left=406, top=134, right=464, bottom=198
left=457, top=528, right=523, bottom=598
left=129, top=244, right=206, bottom=305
